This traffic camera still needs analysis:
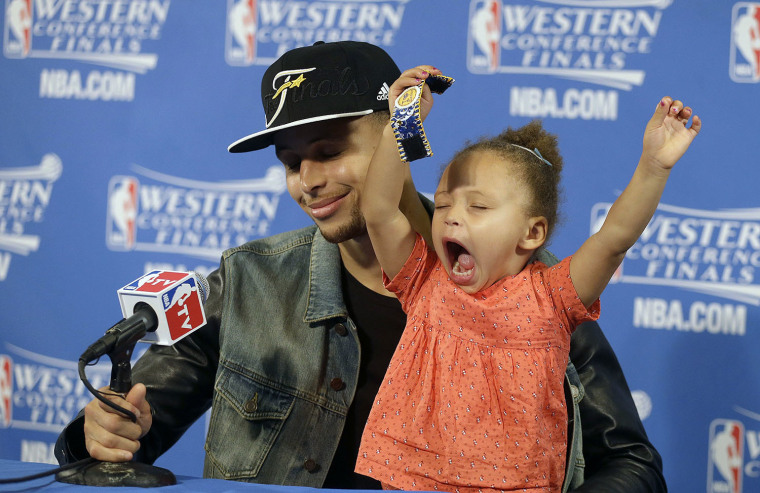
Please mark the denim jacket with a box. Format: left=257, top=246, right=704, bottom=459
left=56, top=224, right=665, bottom=491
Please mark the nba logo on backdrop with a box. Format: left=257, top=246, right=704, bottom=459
left=106, top=176, right=138, bottom=251
left=709, top=419, right=744, bottom=493
left=468, top=0, right=501, bottom=72
left=226, top=0, right=257, bottom=66
left=0, top=355, right=12, bottom=428
left=708, top=417, right=760, bottom=493
left=3, top=0, right=32, bottom=57
left=707, top=418, right=760, bottom=493
left=730, top=3, right=760, bottom=83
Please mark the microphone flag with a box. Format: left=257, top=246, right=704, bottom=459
left=117, top=270, right=208, bottom=345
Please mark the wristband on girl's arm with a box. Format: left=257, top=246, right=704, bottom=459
left=390, top=74, right=454, bottom=163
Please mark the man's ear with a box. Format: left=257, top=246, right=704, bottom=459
left=519, top=216, right=548, bottom=250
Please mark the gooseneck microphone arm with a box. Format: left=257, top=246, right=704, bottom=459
left=79, top=302, right=158, bottom=363
left=78, top=303, right=159, bottom=422
left=105, top=303, right=158, bottom=395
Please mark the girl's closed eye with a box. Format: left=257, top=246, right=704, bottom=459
left=434, top=200, right=451, bottom=210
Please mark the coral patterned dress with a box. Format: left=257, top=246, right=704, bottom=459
left=355, top=235, right=600, bottom=492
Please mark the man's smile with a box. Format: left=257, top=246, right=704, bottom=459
left=306, top=193, right=349, bottom=219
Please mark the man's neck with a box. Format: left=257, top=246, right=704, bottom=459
left=338, top=182, right=431, bottom=297
left=338, top=233, right=395, bottom=297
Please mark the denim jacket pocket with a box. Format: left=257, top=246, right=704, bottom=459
left=205, top=364, right=296, bottom=480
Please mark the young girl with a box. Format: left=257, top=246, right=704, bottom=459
left=355, top=65, right=701, bottom=492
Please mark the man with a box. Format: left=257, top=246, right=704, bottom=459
left=56, top=41, right=666, bottom=492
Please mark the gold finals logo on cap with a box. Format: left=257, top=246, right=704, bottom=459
left=266, top=68, right=315, bottom=127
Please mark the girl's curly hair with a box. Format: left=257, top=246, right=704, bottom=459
left=447, top=120, right=564, bottom=246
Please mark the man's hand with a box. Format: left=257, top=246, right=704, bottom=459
left=83, top=383, right=152, bottom=462
left=642, top=96, right=702, bottom=170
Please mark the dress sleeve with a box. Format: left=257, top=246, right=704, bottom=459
left=542, top=256, right=600, bottom=333
left=383, top=233, right=437, bottom=311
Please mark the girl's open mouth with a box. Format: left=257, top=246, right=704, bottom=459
left=445, top=240, right=476, bottom=282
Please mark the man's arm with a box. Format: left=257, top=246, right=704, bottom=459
left=569, top=321, right=666, bottom=492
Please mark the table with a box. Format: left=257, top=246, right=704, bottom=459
left=0, top=459, right=378, bottom=492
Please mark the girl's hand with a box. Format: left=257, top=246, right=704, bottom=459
left=642, top=96, right=702, bottom=170
left=388, top=65, right=442, bottom=121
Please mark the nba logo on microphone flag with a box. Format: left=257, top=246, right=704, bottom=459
left=118, top=271, right=207, bottom=344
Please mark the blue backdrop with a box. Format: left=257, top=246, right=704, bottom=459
left=2, top=1, right=759, bottom=492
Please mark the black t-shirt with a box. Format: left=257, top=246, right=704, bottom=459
left=322, top=266, right=407, bottom=489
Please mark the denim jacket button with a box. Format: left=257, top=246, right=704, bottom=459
left=334, top=323, right=348, bottom=336
left=304, top=458, right=319, bottom=473
left=569, top=384, right=580, bottom=401
left=243, top=397, right=258, bottom=413
left=330, top=378, right=345, bottom=391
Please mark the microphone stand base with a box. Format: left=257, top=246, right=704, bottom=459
left=56, top=460, right=177, bottom=487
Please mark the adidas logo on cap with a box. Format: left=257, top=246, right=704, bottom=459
left=376, top=82, right=390, bottom=101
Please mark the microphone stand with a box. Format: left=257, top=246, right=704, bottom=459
left=56, top=316, right=177, bottom=487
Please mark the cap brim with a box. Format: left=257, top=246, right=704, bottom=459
left=228, top=109, right=376, bottom=153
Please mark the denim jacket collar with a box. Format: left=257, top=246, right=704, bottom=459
left=304, top=228, right=348, bottom=324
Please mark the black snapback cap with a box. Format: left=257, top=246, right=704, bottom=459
left=228, top=41, right=401, bottom=153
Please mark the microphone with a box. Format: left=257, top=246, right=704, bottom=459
left=57, top=271, right=211, bottom=488
left=80, top=271, right=209, bottom=363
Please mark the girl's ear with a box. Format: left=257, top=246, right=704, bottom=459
left=519, top=216, right=548, bottom=250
